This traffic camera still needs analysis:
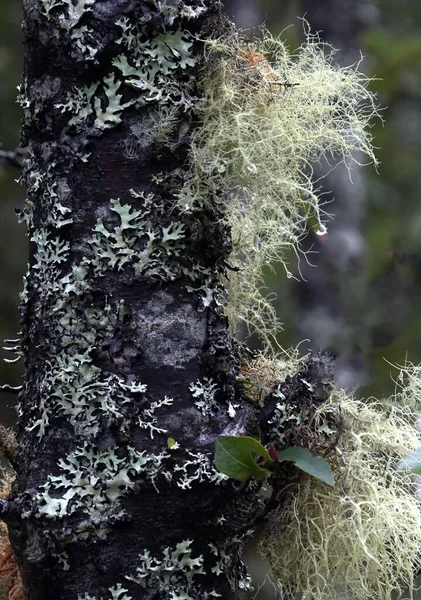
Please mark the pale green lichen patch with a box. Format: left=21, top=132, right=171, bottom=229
left=209, top=535, right=253, bottom=592
left=113, top=25, right=196, bottom=109
left=94, top=75, right=135, bottom=130
left=54, top=19, right=198, bottom=132
left=126, top=540, right=206, bottom=599
left=39, top=0, right=95, bottom=31
left=78, top=540, right=226, bottom=600
left=32, top=443, right=169, bottom=539
left=183, top=28, right=380, bottom=348
left=31, top=228, right=70, bottom=297
left=173, top=449, right=228, bottom=490
left=56, top=76, right=135, bottom=131
left=138, top=395, right=174, bottom=439
left=79, top=584, right=132, bottom=600
left=189, top=377, right=219, bottom=416
left=26, top=298, right=146, bottom=438
left=86, top=197, right=185, bottom=279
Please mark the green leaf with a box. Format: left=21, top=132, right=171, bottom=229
left=215, top=436, right=273, bottom=482
left=277, top=446, right=335, bottom=486
left=398, top=447, right=421, bottom=474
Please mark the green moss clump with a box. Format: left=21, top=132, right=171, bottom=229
left=184, top=27, right=379, bottom=348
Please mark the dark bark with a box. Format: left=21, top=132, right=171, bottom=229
left=2, top=2, right=263, bottom=598
left=0, top=2, right=340, bottom=599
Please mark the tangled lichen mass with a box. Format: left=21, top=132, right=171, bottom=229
left=183, top=27, right=380, bottom=348
left=261, top=391, right=421, bottom=600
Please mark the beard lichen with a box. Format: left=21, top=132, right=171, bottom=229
left=182, top=27, right=379, bottom=348
left=260, top=390, right=421, bottom=600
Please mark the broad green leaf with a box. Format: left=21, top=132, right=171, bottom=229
left=277, top=446, right=335, bottom=486
left=215, top=436, right=273, bottom=482
left=398, top=447, right=421, bottom=474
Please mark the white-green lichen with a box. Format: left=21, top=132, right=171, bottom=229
left=86, top=197, right=185, bottom=280
left=79, top=583, right=132, bottom=600
left=126, top=540, right=206, bottom=600
left=189, top=378, right=238, bottom=419
left=31, top=229, right=70, bottom=297
left=138, top=395, right=174, bottom=439
left=31, top=443, right=171, bottom=540
left=26, top=297, right=148, bottom=438
left=94, top=75, right=136, bottom=130
left=181, top=28, right=380, bottom=348
left=209, top=535, right=253, bottom=592
left=173, top=449, right=228, bottom=490
left=189, top=377, right=219, bottom=416
left=113, top=25, right=196, bottom=109
left=56, top=76, right=134, bottom=131
left=40, top=0, right=95, bottom=32
left=24, top=186, right=216, bottom=442
left=54, top=17, right=197, bottom=134
left=78, top=539, right=225, bottom=600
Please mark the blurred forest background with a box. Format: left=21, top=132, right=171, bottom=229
left=1, top=1, right=421, bottom=598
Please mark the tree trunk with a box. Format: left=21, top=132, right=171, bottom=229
left=0, top=2, right=262, bottom=598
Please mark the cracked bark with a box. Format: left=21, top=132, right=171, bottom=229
left=0, top=2, right=337, bottom=599
left=2, top=1, right=261, bottom=598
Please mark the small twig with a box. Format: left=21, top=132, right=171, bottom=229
left=0, top=146, right=26, bottom=170
left=0, top=385, right=22, bottom=395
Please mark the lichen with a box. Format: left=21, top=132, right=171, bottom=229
left=56, top=76, right=135, bottom=131
left=126, top=540, right=205, bottom=599
left=29, top=443, right=171, bottom=541
left=189, top=377, right=219, bottom=416
left=184, top=27, right=379, bottom=348
left=173, top=449, right=228, bottom=490
left=85, top=196, right=186, bottom=280
left=138, top=396, right=174, bottom=439
left=209, top=535, right=253, bottom=593
left=261, top=392, right=421, bottom=600
left=78, top=584, right=132, bottom=600
left=113, top=25, right=196, bottom=109
left=31, top=229, right=70, bottom=298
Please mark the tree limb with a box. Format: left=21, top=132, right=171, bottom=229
left=0, top=146, right=26, bottom=170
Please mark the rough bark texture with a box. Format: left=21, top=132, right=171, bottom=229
left=0, top=2, right=338, bottom=599
left=0, top=2, right=262, bottom=598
